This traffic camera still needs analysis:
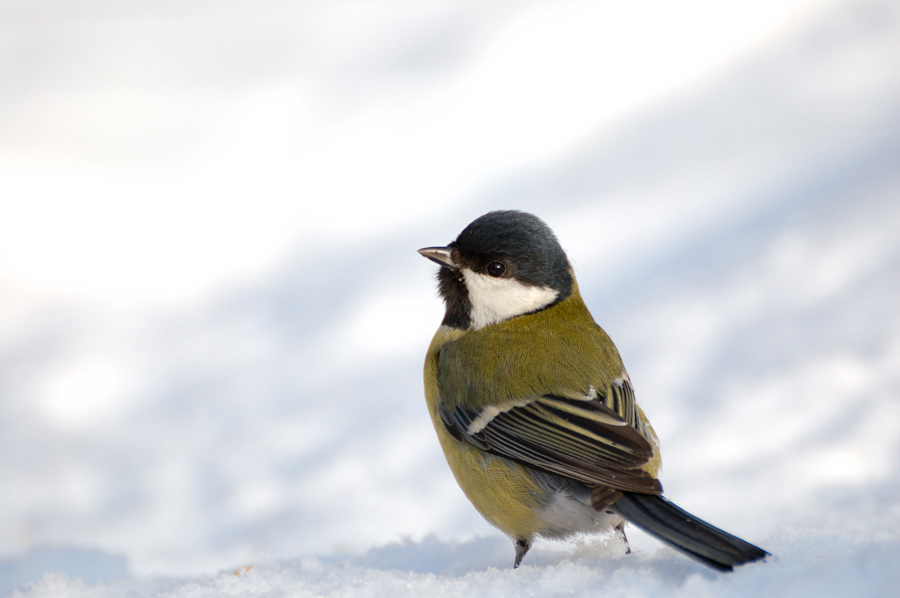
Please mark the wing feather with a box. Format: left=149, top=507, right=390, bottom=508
left=441, top=381, right=662, bottom=494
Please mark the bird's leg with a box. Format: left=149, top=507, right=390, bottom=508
left=513, top=538, right=531, bottom=568
left=614, top=520, right=632, bottom=555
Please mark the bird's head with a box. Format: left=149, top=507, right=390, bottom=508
left=419, top=210, right=573, bottom=330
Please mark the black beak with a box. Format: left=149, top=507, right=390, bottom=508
left=417, top=246, right=458, bottom=269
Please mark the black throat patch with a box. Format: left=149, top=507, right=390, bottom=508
left=437, top=265, right=471, bottom=329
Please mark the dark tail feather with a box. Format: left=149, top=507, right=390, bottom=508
left=613, top=493, right=769, bottom=572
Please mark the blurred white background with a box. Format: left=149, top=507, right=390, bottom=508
left=1, top=0, right=899, bottom=591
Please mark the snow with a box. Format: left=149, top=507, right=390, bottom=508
left=2, top=0, right=900, bottom=596
left=7, top=532, right=900, bottom=597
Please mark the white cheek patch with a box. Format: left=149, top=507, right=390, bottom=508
left=462, top=269, right=559, bottom=330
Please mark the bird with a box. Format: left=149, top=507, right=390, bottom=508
left=418, top=209, right=769, bottom=571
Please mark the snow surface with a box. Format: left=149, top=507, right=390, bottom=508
left=2, top=0, right=900, bottom=596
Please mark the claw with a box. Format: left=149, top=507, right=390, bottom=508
left=615, top=521, right=632, bottom=555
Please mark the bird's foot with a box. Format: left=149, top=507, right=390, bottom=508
left=614, top=520, right=632, bottom=554
left=513, top=538, right=531, bottom=568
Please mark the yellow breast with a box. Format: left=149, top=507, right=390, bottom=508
left=424, top=327, right=543, bottom=539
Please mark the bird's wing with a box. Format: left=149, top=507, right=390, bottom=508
left=440, top=380, right=662, bottom=494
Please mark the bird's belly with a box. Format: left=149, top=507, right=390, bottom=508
left=441, top=432, right=624, bottom=541
left=535, top=488, right=624, bottom=539
left=441, top=438, right=545, bottom=540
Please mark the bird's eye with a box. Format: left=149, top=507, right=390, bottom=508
left=486, top=262, right=506, bottom=277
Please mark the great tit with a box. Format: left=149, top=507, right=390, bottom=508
left=419, top=210, right=768, bottom=571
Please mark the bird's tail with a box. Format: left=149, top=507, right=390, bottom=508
left=613, top=492, right=769, bottom=571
